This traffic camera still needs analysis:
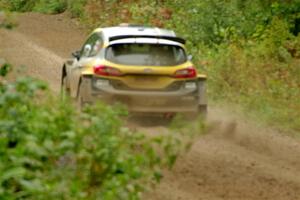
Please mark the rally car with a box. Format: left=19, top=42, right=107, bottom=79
left=61, top=24, right=207, bottom=117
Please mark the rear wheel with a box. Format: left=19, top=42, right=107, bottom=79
left=183, top=105, right=207, bottom=121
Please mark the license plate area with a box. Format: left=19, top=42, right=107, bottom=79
left=131, top=97, right=167, bottom=107
left=134, top=76, right=158, bottom=83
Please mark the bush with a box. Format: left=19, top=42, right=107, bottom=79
left=34, top=0, right=67, bottom=14
left=0, top=0, right=67, bottom=14
left=67, top=0, right=86, bottom=18
left=0, top=0, right=36, bottom=12
left=0, top=63, right=204, bottom=199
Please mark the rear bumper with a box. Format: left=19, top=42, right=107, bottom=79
left=81, top=77, right=206, bottom=113
left=94, top=94, right=198, bottom=113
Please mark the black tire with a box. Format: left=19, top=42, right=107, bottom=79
left=77, top=77, right=93, bottom=109
left=198, top=105, right=208, bottom=119
left=61, top=75, right=70, bottom=100
left=183, top=105, right=207, bottom=121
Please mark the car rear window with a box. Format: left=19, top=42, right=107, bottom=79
left=105, top=43, right=187, bottom=66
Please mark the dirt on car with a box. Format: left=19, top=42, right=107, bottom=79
left=1, top=13, right=300, bottom=200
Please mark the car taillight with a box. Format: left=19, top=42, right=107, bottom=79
left=94, top=65, right=123, bottom=76
left=173, top=67, right=197, bottom=78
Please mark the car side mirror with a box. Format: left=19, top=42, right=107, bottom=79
left=188, top=55, right=193, bottom=61
left=72, top=51, right=81, bottom=60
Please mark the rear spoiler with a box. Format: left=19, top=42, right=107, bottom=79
left=109, top=35, right=186, bottom=44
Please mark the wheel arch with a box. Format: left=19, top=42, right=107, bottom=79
left=61, top=64, right=67, bottom=86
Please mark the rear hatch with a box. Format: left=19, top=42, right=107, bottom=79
left=103, top=43, right=189, bottom=90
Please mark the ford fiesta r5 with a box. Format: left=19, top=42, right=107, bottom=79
left=61, top=24, right=207, bottom=117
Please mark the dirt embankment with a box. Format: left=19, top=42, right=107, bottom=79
left=1, top=13, right=300, bottom=200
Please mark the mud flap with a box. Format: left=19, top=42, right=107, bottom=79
left=198, top=78, right=207, bottom=106
left=197, top=78, right=207, bottom=117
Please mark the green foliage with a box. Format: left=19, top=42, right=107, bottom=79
left=206, top=40, right=300, bottom=131
left=0, top=63, right=12, bottom=76
left=0, top=69, right=204, bottom=199
left=34, top=0, right=67, bottom=14
left=0, top=0, right=67, bottom=14
left=0, top=0, right=36, bottom=12
left=67, top=0, right=86, bottom=17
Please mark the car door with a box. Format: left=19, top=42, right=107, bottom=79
left=70, top=33, right=101, bottom=97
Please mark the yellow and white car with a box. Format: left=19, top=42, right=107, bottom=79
left=61, top=24, right=207, bottom=117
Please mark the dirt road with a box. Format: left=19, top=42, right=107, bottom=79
left=0, top=12, right=85, bottom=91
left=1, top=13, right=300, bottom=200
